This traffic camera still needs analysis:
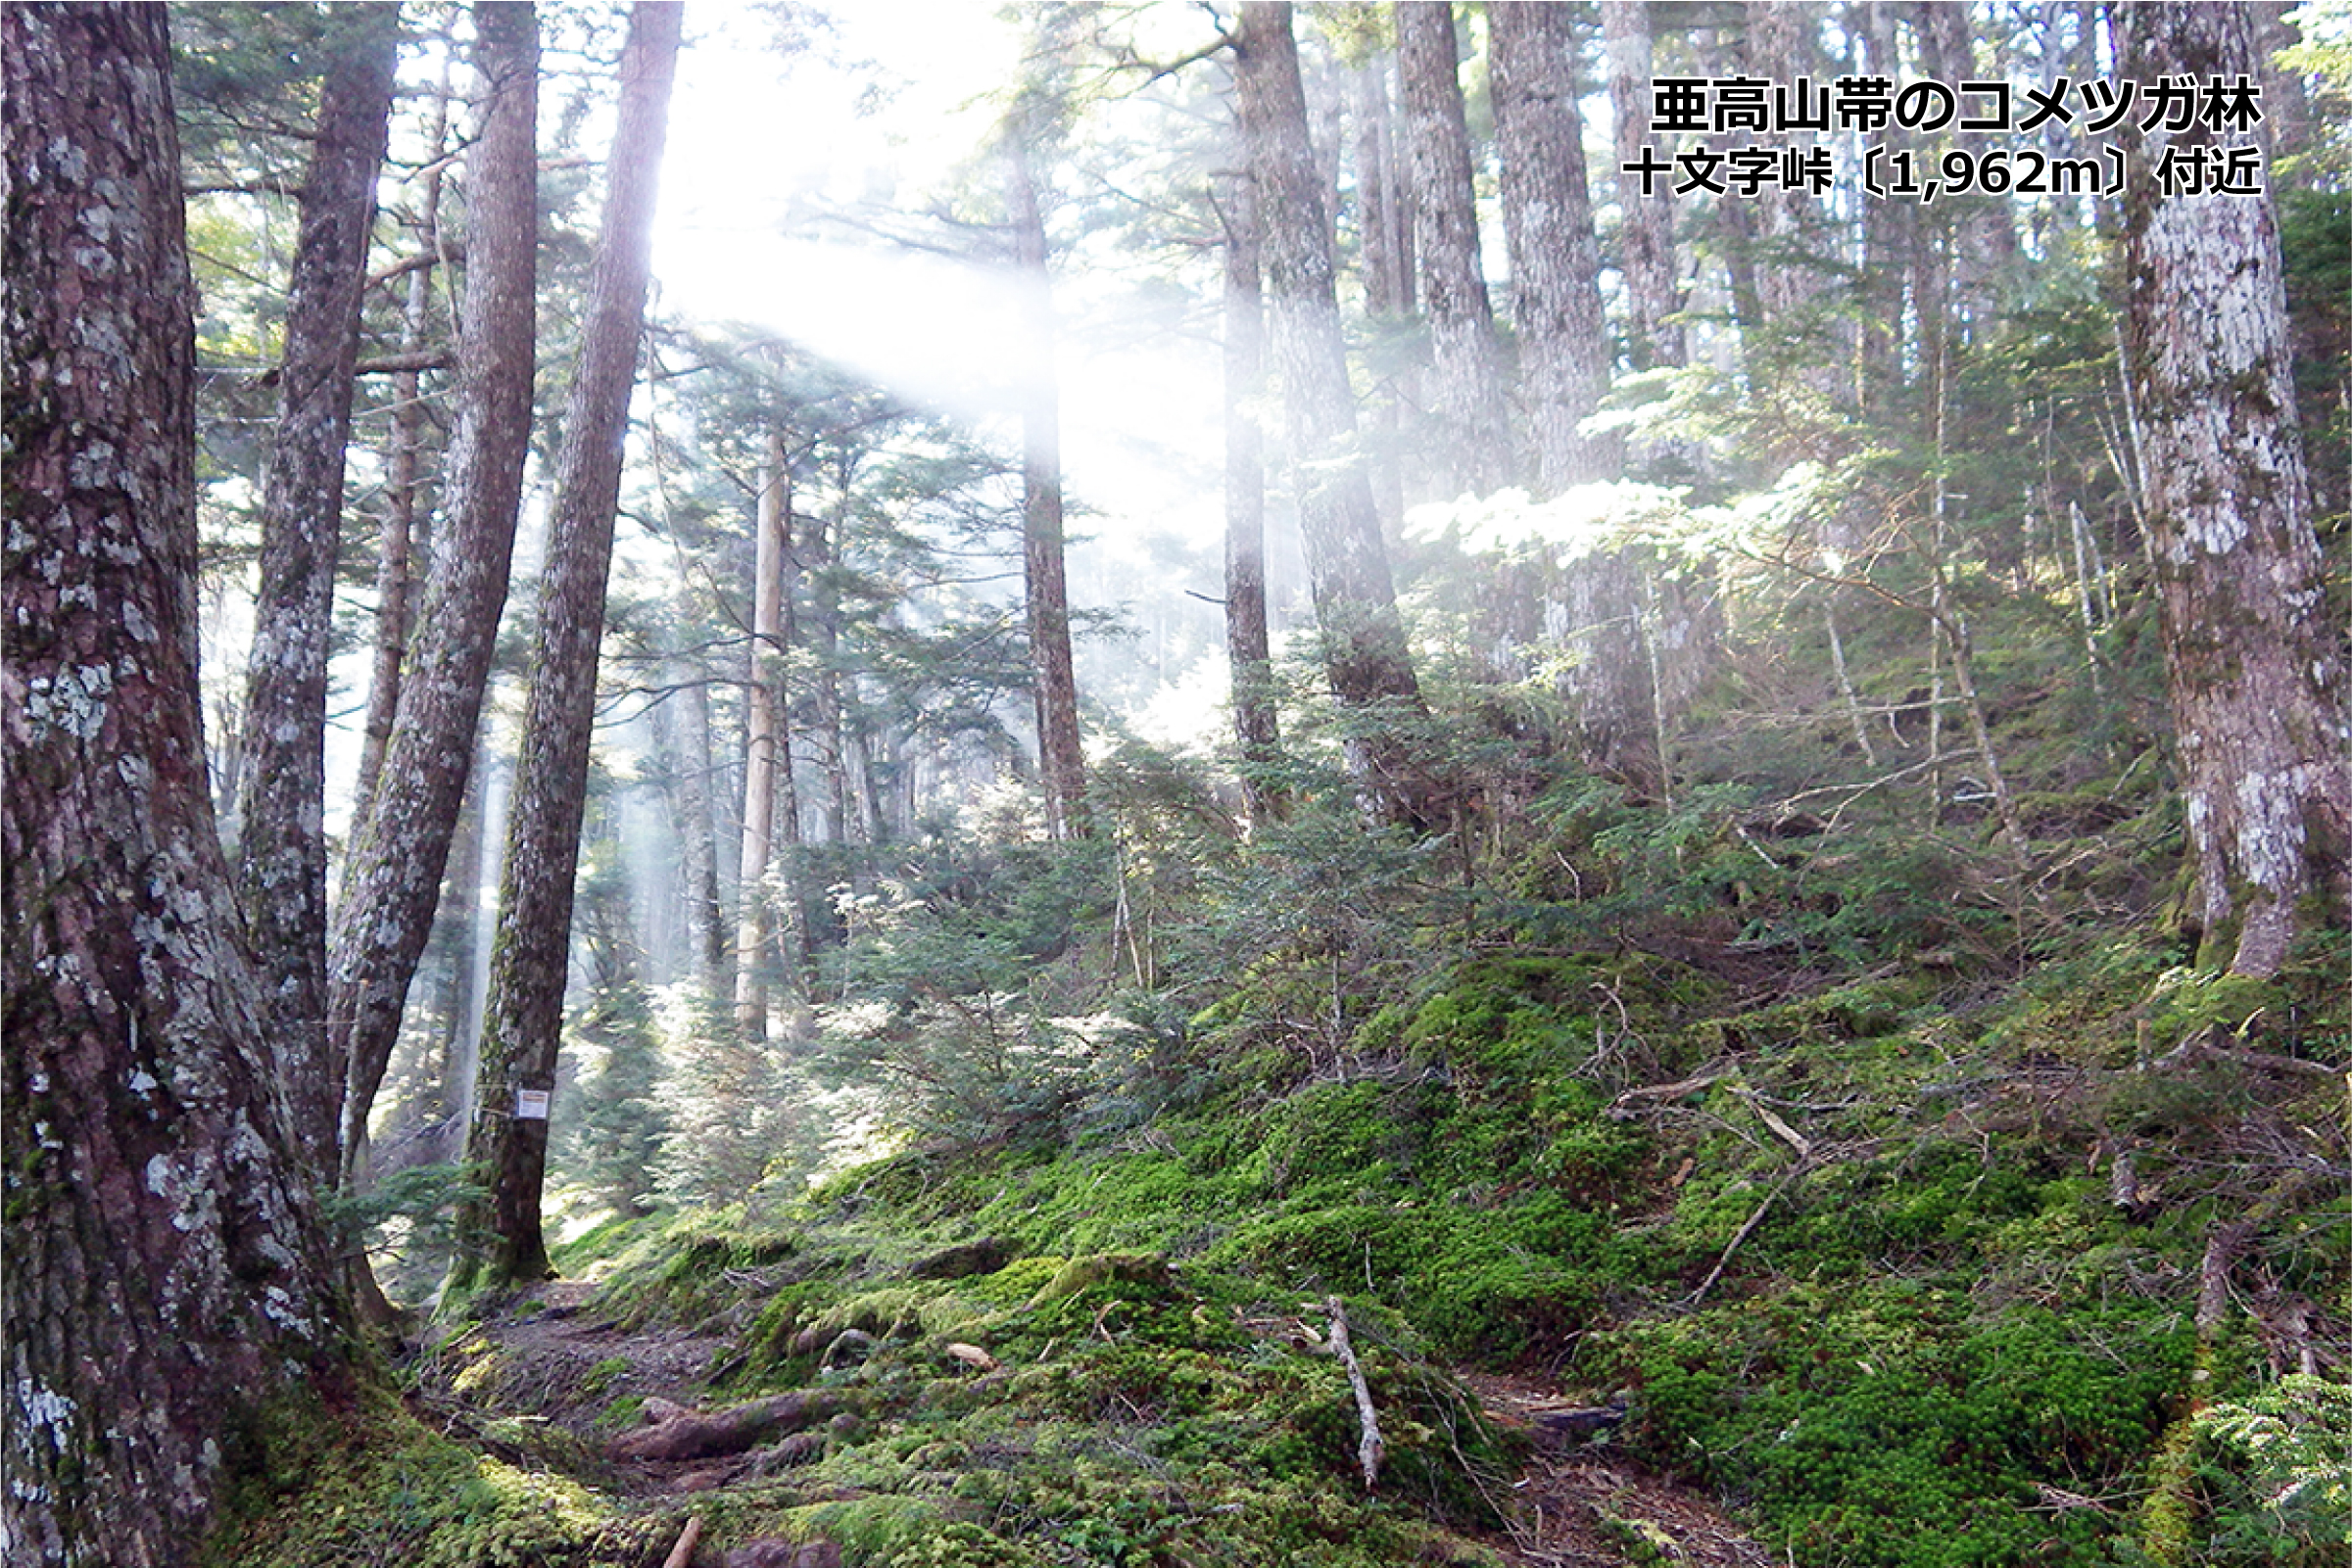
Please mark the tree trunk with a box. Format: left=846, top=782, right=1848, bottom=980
left=735, top=431, right=790, bottom=1040
left=1603, top=0, right=1683, bottom=370
left=2118, top=1, right=2352, bottom=975
left=1489, top=0, right=1617, bottom=490
left=652, top=641, right=728, bottom=997
left=1219, top=172, right=1284, bottom=827
left=1235, top=1, right=1433, bottom=830
left=805, top=483, right=853, bottom=849
left=454, top=0, right=679, bottom=1292
left=1913, top=1, right=2015, bottom=304
left=1743, top=0, right=1844, bottom=401
left=1395, top=1, right=1514, bottom=496
left=1850, top=2, right=1908, bottom=417
left=351, top=32, right=456, bottom=840
left=3, top=10, right=357, bottom=1560
left=331, top=0, right=540, bottom=1184
left=232, top=3, right=400, bottom=1182
left=1351, top=60, right=1412, bottom=533
left=1006, top=125, right=1090, bottom=839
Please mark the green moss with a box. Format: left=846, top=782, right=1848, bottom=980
left=204, top=1385, right=655, bottom=1568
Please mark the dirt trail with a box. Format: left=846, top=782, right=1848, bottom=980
left=427, top=1279, right=749, bottom=1493
left=442, top=1289, right=1773, bottom=1560
left=1467, top=1372, right=1775, bottom=1568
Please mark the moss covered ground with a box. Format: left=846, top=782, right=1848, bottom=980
left=206, top=915, right=2346, bottom=1568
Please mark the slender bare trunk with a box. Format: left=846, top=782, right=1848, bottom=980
left=1352, top=58, right=1412, bottom=533
left=1395, top=1, right=1513, bottom=495
left=353, top=38, right=456, bottom=838
left=331, top=0, right=540, bottom=1183
left=455, top=0, right=680, bottom=1291
left=734, top=434, right=790, bottom=1040
left=1604, top=0, right=1684, bottom=370
left=1490, top=0, right=1616, bottom=489
left=1219, top=172, right=1283, bottom=826
left=1006, top=126, right=1090, bottom=838
left=1236, top=2, right=1433, bottom=829
left=234, top=5, right=400, bottom=1178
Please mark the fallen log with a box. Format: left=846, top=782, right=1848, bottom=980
left=660, top=1516, right=702, bottom=1568
left=1322, top=1295, right=1383, bottom=1491
left=611, top=1390, right=852, bottom=1462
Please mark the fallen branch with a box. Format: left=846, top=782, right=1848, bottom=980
left=1733, top=1086, right=1813, bottom=1158
left=1608, top=1072, right=1726, bottom=1119
left=2195, top=1221, right=2255, bottom=1342
left=660, top=1516, right=702, bottom=1568
left=611, top=1390, right=850, bottom=1462
left=1684, top=1167, right=1806, bottom=1308
left=2151, top=1024, right=2344, bottom=1080
left=1323, top=1296, right=1383, bottom=1491
left=354, top=349, right=453, bottom=375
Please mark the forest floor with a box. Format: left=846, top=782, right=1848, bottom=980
left=417, top=1279, right=1774, bottom=1566
left=312, top=928, right=2342, bottom=1568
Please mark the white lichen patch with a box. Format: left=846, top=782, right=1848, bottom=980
left=12, top=1381, right=76, bottom=1452
left=67, top=439, right=118, bottom=490
left=23, top=663, right=113, bottom=739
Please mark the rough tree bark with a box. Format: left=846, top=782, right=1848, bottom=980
left=2118, top=1, right=2352, bottom=976
left=1235, top=1, right=1433, bottom=830
left=1218, top=172, right=1284, bottom=826
left=1006, top=120, right=1091, bottom=839
left=453, top=0, right=680, bottom=1291
left=1603, top=0, right=1684, bottom=371
left=3, top=9, right=357, bottom=1561
left=1395, top=1, right=1514, bottom=495
left=232, top=3, right=400, bottom=1180
left=331, top=0, right=540, bottom=1183
left=1489, top=0, right=1616, bottom=490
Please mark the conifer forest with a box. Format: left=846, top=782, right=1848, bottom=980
left=9, top=3, right=2352, bottom=1565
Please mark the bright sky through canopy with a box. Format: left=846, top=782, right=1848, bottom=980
left=650, top=1, right=1226, bottom=560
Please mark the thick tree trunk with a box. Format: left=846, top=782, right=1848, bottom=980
left=735, top=432, right=791, bottom=1040
left=233, top=4, right=400, bottom=1181
left=1395, top=1, right=1514, bottom=496
left=1235, top=1, right=1433, bottom=830
left=1489, top=4, right=1672, bottom=795
left=331, top=0, right=540, bottom=1183
left=1603, top=0, right=1683, bottom=371
left=2118, top=1, right=2352, bottom=975
left=3, top=10, right=356, bottom=1561
left=454, top=0, right=679, bottom=1291
left=1006, top=127, right=1091, bottom=839
left=1489, top=0, right=1616, bottom=490
left=1219, top=173, right=1283, bottom=826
